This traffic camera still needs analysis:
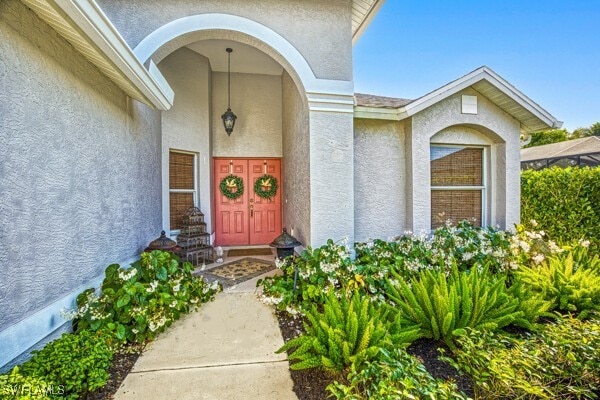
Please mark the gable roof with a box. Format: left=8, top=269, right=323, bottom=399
left=352, top=0, right=386, bottom=44
left=521, top=136, right=600, bottom=162
left=354, top=66, right=562, bottom=133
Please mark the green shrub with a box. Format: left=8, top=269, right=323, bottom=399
left=386, top=264, right=525, bottom=349
left=521, top=167, right=600, bottom=252
left=355, top=221, right=515, bottom=278
left=447, top=317, right=600, bottom=399
left=0, top=367, right=52, bottom=399
left=276, top=291, right=421, bottom=372
left=327, top=348, right=469, bottom=400
left=19, top=330, right=113, bottom=399
left=71, top=250, right=221, bottom=343
left=514, top=247, right=600, bottom=318
left=258, top=239, right=355, bottom=311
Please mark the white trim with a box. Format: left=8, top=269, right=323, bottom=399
left=22, top=0, right=174, bottom=110
left=168, top=150, right=199, bottom=235
left=352, top=0, right=387, bottom=45
left=353, top=67, right=561, bottom=131
left=0, top=255, right=137, bottom=368
left=133, top=13, right=354, bottom=99
left=430, top=145, right=487, bottom=227
left=403, top=67, right=558, bottom=127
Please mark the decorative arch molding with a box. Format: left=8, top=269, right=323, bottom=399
left=134, top=13, right=354, bottom=113
left=430, top=123, right=507, bottom=145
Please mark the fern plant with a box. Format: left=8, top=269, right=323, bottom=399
left=276, top=291, right=421, bottom=372
left=386, top=264, right=524, bottom=349
left=514, top=250, right=600, bottom=319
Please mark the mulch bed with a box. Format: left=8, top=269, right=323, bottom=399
left=84, top=344, right=144, bottom=400
left=276, top=311, right=474, bottom=400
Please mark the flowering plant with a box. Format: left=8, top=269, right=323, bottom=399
left=66, top=251, right=221, bottom=343
left=258, top=238, right=354, bottom=312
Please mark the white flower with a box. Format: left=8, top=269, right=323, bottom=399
left=118, top=268, right=137, bottom=281
left=147, top=280, right=159, bottom=293
left=530, top=219, right=538, bottom=227
left=532, top=254, right=545, bottom=265
left=579, top=239, right=591, bottom=248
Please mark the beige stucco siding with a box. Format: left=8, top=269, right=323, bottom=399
left=211, top=72, right=282, bottom=157
left=0, top=0, right=162, bottom=337
left=159, top=48, right=213, bottom=233
left=354, top=119, right=407, bottom=241
left=408, top=88, right=521, bottom=232
left=95, top=0, right=353, bottom=81
left=282, top=71, right=310, bottom=246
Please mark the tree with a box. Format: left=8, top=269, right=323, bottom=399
left=523, top=129, right=569, bottom=148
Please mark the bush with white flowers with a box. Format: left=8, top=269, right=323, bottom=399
left=69, top=250, right=221, bottom=343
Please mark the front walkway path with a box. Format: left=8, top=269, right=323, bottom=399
left=115, top=257, right=297, bottom=399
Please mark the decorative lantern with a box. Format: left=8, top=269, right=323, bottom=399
left=145, top=231, right=181, bottom=253
left=221, top=47, right=237, bottom=136
left=269, top=228, right=302, bottom=259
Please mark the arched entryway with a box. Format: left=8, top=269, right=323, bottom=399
left=136, top=15, right=312, bottom=246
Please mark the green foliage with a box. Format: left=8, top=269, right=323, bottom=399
left=19, top=331, right=113, bottom=400
left=355, top=221, right=514, bottom=278
left=327, top=348, right=468, bottom=400
left=522, top=128, right=569, bottom=148
left=258, top=239, right=354, bottom=311
left=514, top=247, right=600, bottom=318
left=276, top=291, right=420, bottom=372
left=72, top=250, right=221, bottom=343
left=386, top=265, right=524, bottom=349
left=0, top=367, right=52, bottom=399
left=572, top=122, right=600, bottom=138
left=521, top=167, right=600, bottom=252
left=447, top=317, right=600, bottom=399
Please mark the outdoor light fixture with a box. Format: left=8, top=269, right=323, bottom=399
left=221, top=47, right=237, bottom=136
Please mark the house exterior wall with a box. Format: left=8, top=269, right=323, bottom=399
left=0, top=0, right=162, bottom=368
left=282, top=71, right=310, bottom=246
left=407, top=87, right=521, bottom=232
left=309, top=111, right=355, bottom=245
left=354, top=119, right=407, bottom=241
left=95, top=0, right=353, bottom=81
left=211, top=72, right=282, bottom=158
left=159, top=48, right=213, bottom=234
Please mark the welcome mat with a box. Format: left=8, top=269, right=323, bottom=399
left=196, top=257, right=275, bottom=287
left=227, top=248, right=273, bottom=257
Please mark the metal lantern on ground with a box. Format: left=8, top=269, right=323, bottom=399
left=145, top=231, right=181, bottom=253
left=269, top=228, right=302, bottom=259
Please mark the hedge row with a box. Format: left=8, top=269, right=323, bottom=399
left=521, top=166, right=599, bottom=252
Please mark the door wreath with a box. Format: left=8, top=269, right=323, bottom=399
left=220, top=174, right=244, bottom=199
left=254, top=174, right=278, bottom=199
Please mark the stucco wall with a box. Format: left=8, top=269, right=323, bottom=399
left=282, top=71, right=310, bottom=246
left=159, top=48, right=213, bottom=234
left=354, top=119, right=406, bottom=241
left=309, top=111, right=355, bottom=246
left=95, top=0, right=352, bottom=81
left=407, top=88, right=521, bottom=232
left=211, top=72, right=282, bottom=158
left=0, top=0, right=161, bottom=353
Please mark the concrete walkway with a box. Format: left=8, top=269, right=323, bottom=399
left=115, top=255, right=297, bottom=400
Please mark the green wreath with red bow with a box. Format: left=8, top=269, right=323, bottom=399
left=219, top=174, right=244, bottom=199
left=254, top=174, right=278, bottom=199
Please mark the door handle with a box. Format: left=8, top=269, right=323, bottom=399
left=250, top=204, right=254, bottom=217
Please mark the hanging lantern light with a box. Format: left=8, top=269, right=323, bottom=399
left=221, top=47, right=237, bottom=136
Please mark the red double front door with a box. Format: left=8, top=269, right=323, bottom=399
left=214, top=158, right=282, bottom=246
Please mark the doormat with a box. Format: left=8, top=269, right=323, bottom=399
left=196, top=257, right=275, bottom=288
left=227, top=248, right=273, bottom=257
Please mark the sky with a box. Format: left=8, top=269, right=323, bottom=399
left=353, top=0, right=600, bottom=132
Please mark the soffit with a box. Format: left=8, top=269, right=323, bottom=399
left=352, top=0, right=385, bottom=44
left=20, top=0, right=173, bottom=110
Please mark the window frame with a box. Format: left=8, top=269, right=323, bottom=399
left=430, top=144, right=487, bottom=228
left=168, top=149, right=198, bottom=234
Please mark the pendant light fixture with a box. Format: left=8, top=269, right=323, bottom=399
left=221, top=47, right=237, bottom=136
